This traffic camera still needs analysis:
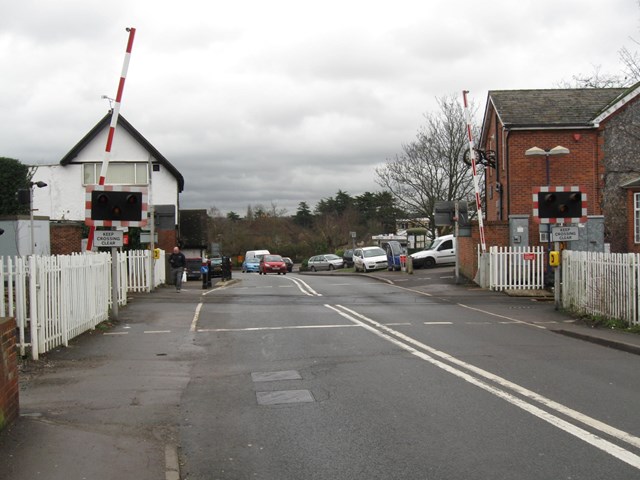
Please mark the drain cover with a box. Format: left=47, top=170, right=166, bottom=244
left=256, top=390, right=315, bottom=405
left=251, top=370, right=302, bottom=382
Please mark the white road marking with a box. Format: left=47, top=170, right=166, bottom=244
left=424, top=321, right=453, bottom=325
left=285, top=276, right=323, bottom=296
left=327, top=304, right=640, bottom=469
left=103, top=332, right=129, bottom=335
left=144, top=330, right=172, bottom=334
left=190, top=303, right=203, bottom=332
left=198, top=324, right=357, bottom=333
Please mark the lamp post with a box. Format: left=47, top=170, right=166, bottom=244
left=524, top=146, right=570, bottom=185
left=29, top=181, right=48, bottom=256
left=524, top=145, right=569, bottom=307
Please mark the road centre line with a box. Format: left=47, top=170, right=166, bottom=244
left=285, top=276, right=322, bottom=296
left=103, top=332, right=129, bottom=335
left=424, top=321, right=453, bottom=325
left=327, top=304, right=640, bottom=467
left=197, top=324, right=358, bottom=333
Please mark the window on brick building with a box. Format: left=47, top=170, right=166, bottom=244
left=635, top=193, right=640, bottom=243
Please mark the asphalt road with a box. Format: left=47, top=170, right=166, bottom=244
left=2, top=267, right=640, bottom=480
left=179, top=269, right=640, bottom=479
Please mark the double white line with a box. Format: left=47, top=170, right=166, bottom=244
left=286, top=276, right=323, bottom=296
left=327, top=304, right=640, bottom=470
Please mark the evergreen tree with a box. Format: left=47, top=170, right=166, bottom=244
left=293, top=202, right=314, bottom=228
left=0, top=157, right=32, bottom=215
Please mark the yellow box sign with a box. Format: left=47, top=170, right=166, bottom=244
left=549, top=251, right=560, bottom=267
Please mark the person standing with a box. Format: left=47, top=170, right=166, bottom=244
left=168, top=246, right=187, bottom=291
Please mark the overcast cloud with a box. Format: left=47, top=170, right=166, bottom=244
left=1, top=0, right=638, bottom=215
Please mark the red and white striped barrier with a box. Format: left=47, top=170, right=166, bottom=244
left=87, top=27, right=137, bottom=250
left=463, top=90, right=487, bottom=253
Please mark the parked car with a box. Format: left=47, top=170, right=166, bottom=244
left=353, top=247, right=388, bottom=272
left=342, top=249, right=354, bottom=268
left=410, top=234, right=456, bottom=268
left=208, top=256, right=223, bottom=277
left=307, top=254, right=344, bottom=271
left=282, top=257, right=294, bottom=272
left=241, top=257, right=261, bottom=273
left=259, top=254, right=288, bottom=275
left=185, top=258, right=204, bottom=280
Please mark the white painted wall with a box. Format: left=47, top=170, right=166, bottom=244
left=30, top=124, right=180, bottom=223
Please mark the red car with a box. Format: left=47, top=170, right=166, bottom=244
left=259, top=254, right=288, bottom=275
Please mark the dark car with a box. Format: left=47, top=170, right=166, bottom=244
left=342, top=249, right=354, bottom=268
left=209, top=256, right=223, bottom=277
left=282, top=257, right=294, bottom=272
left=185, top=258, right=204, bottom=280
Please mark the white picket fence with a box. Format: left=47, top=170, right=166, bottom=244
left=488, top=246, right=546, bottom=291
left=0, top=249, right=166, bottom=360
left=562, top=250, right=640, bottom=326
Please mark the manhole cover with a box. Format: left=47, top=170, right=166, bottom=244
left=251, top=370, right=302, bottom=382
left=256, top=390, right=315, bottom=405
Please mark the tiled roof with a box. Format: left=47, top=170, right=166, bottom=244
left=488, top=88, right=629, bottom=127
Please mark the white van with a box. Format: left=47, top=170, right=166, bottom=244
left=241, top=249, right=270, bottom=273
left=245, top=249, right=270, bottom=261
left=409, top=234, right=455, bottom=268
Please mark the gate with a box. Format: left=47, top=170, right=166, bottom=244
left=488, top=246, right=545, bottom=291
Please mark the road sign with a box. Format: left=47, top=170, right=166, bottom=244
left=94, top=230, right=124, bottom=247
left=551, top=226, right=579, bottom=242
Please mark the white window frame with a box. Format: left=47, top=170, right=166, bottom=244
left=83, top=162, right=149, bottom=186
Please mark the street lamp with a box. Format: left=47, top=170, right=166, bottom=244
left=524, top=146, right=570, bottom=306
left=525, top=145, right=570, bottom=186
left=29, top=181, right=48, bottom=256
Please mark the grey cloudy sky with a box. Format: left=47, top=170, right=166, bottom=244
left=2, top=0, right=638, bottom=215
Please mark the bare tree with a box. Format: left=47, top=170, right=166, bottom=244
left=557, top=64, right=631, bottom=89
left=375, top=94, right=478, bottom=237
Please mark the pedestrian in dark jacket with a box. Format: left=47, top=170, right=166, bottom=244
left=168, top=246, right=187, bottom=291
left=222, top=256, right=232, bottom=281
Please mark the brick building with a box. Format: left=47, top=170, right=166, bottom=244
left=476, top=85, right=640, bottom=254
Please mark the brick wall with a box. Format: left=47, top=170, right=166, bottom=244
left=458, top=221, right=510, bottom=280
left=50, top=222, right=84, bottom=255
left=0, top=317, right=19, bottom=431
left=481, top=119, right=602, bottom=223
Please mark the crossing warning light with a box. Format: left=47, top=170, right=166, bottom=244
left=91, top=190, right=143, bottom=222
left=533, top=186, right=587, bottom=224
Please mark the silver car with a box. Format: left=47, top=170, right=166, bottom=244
left=307, top=254, right=344, bottom=271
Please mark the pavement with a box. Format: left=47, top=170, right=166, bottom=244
left=0, top=266, right=639, bottom=480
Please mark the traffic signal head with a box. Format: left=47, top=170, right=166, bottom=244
left=537, top=191, right=582, bottom=219
left=91, top=190, right=143, bottom=221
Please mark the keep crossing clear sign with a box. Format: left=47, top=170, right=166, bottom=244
left=551, top=226, right=579, bottom=242
left=94, top=230, right=124, bottom=247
